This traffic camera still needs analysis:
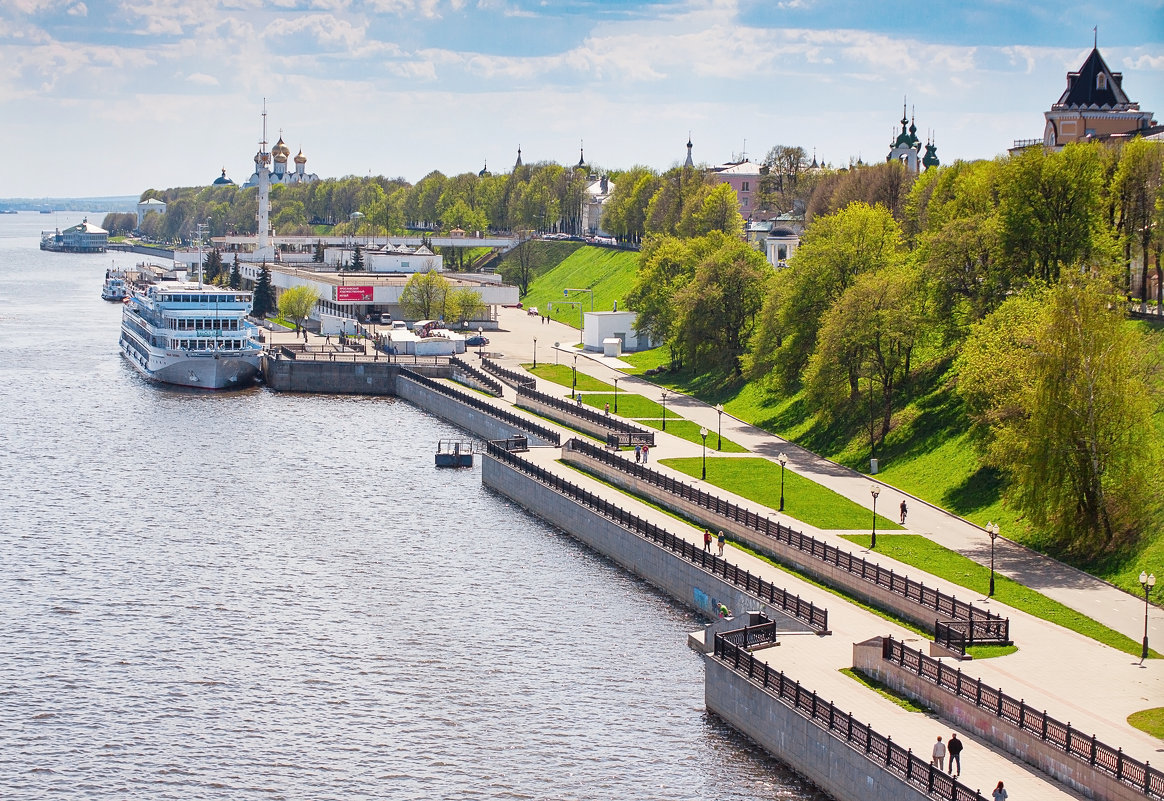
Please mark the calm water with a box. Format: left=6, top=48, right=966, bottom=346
left=0, top=213, right=827, bottom=800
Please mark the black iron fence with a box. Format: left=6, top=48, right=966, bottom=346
left=517, top=386, right=655, bottom=442
left=718, top=620, right=779, bottom=650
left=480, top=358, right=536, bottom=390
left=274, top=345, right=449, bottom=366
left=715, top=634, right=986, bottom=801
left=493, top=435, right=529, bottom=453
left=450, top=356, right=504, bottom=396
left=400, top=370, right=561, bottom=446
left=486, top=442, right=827, bottom=632
left=882, top=637, right=1164, bottom=800
left=564, top=438, right=1009, bottom=647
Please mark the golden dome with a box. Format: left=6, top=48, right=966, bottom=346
left=294, top=149, right=307, bottom=164
left=272, top=137, right=291, bottom=158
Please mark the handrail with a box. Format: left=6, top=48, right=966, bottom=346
left=400, top=370, right=561, bottom=446
left=882, top=637, right=1163, bottom=800
left=564, top=438, right=1008, bottom=644
left=450, top=356, right=504, bottom=396
left=486, top=442, right=827, bottom=632
left=480, top=358, right=535, bottom=390
left=715, top=634, right=986, bottom=801
left=517, top=385, right=652, bottom=437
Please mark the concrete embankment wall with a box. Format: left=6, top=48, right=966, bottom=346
left=481, top=453, right=814, bottom=631
left=561, top=446, right=952, bottom=634
left=853, top=638, right=1141, bottom=801
left=705, top=658, right=934, bottom=801
left=516, top=394, right=614, bottom=442
left=397, top=374, right=557, bottom=446
left=262, top=356, right=399, bottom=394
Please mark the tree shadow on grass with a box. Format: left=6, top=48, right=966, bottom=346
left=941, top=465, right=1004, bottom=517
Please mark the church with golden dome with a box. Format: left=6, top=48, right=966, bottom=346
left=244, top=133, right=318, bottom=187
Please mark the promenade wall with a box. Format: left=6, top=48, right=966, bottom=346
left=397, top=373, right=558, bottom=446
left=262, top=356, right=399, bottom=394
left=854, top=638, right=1156, bottom=801
left=480, top=451, right=813, bottom=630
left=705, top=657, right=940, bottom=801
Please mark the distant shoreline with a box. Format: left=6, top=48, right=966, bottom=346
left=0, top=196, right=137, bottom=213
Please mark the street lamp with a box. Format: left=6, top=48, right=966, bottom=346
left=478, top=326, right=484, bottom=357
left=715, top=403, right=724, bottom=451
left=533, top=337, right=537, bottom=368
left=987, top=522, right=1000, bottom=597
left=554, top=342, right=559, bottom=365
left=700, top=427, right=708, bottom=480
left=613, top=377, right=619, bottom=413
left=660, top=390, right=669, bottom=431
left=778, top=452, right=788, bottom=512
left=1141, top=571, right=1157, bottom=663
left=870, top=484, right=881, bottom=549
left=572, top=353, right=578, bottom=398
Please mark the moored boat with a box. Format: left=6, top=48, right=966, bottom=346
left=119, top=282, right=263, bottom=389
left=101, top=268, right=129, bottom=301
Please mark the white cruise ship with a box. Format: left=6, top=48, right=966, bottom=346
left=120, top=283, right=263, bottom=389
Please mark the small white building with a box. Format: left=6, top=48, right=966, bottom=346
left=581, top=310, right=650, bottom=353
left=136, top=198, right=167, bottom=228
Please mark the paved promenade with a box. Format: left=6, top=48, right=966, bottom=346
left=458, top=308, right=1163, bottom=798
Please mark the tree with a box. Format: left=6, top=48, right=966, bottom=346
left=509, top=230, right=536, bottom=296
left=228, top=254, right=241, bottom=289
left=252, top=263, right=276, bottom=318
left=1111, top=138, right=1164, bottom=311
left=446, top=287, right=486, bottom=324
left=313, top=240, right=325, bottom=263
left=399, top=270, right=450, bottom=320
left=957, top=280, right=1161, bottom=554
left=278, top=285, right=320, bottom=332
left=203, top=248, right=223, bottom=284
left=625, top=235, right=696, bottom=367
left=351, top=244, right=364, bottom=272
left=692, top=183, right=744, bottom=237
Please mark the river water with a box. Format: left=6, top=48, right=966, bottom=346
left=0, top=213, right=827, bottom=800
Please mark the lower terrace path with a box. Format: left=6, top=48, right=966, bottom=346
left=481, top=307, right=1163, bottom=650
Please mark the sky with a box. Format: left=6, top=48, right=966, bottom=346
left=1, top=0, right=1162, bottom=198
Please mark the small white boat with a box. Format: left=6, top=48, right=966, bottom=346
left=101, top=268, right=128, bottom=301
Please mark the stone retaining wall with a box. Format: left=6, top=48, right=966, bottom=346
left=397, top=374, right=557, bottom=446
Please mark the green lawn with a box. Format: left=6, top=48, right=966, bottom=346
left=525, top=363, right=614, bottom=392
left=660, top=456, right=901, bottom=531
left=838, top=533, right=1158, bottom=659
left=1128, top=707, right=1164, bottom=740
left=577, top=391, right=665, bottom=418
left=638, top=418, right=748, bottom=453
left=841, top=668, right=932, bottom=713
left=521, top=246, right=639, bottom=326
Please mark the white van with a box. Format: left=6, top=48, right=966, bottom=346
left=391, top=320, right=407, bottom=330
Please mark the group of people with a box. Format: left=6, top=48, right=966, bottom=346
left=633, top=443, right=650, bottom=463
left=702, top=528, right=726, bottom=556
left=930, top=734, right=1008, bottom=799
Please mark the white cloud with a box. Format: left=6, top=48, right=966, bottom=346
left=1126, top=53, right=1164, bottom=70
left=66, top=3, right=87, bottom=16
left=186, top=72, right=219, bottom=85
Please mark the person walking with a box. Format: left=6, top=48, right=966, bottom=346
left=900, top=500, right=908, bottom=524
left=930, top=736, right=946, bottom=771
left=716, top=530, right=725, bottom=556
left=642, top=445, right=649, bottom=463
left=634, top=444, right=641, bottom=463
left=703, top=529, right=712, bottom=552
left=947, top=733, right=963, bottom=777
left=604, top=402, right=610, bottom=416
left=991, top=781, right=1007, bottom=801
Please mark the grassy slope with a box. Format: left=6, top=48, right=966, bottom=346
left=521, top=246, right=639, bottom=326
left=496, top=241, right=583, bottom=288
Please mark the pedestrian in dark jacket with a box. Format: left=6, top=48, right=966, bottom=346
left=947, top=733, right=963, bottom=776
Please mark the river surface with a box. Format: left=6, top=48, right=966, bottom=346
left=0, top=212, right=827, bottom=800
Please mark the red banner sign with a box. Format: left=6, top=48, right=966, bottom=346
left=336, top=285, right=373, bottom=302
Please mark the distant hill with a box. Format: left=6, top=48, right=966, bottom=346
left=0, top=196, right=138, bottom=213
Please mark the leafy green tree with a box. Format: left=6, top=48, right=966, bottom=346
left=1111, top=138, right=1164, bottom=311
left=692, top=183, right=743, bottom=237
left=252, top=263, right=276, bottom=318
left=957, top=280, right=1160, bottom=554
left=751, top=201, right=905, bottom=386
left=671, top=232, right=768, bottom=374
left=625, top=235, right=696, bottom=367
left=399, top=270, right=450, bottom=320
left=998, top=143, right=1104, bottom=283
left=508, top=230, right=536, bottom=296
left=446, top=287, right=486, bottom=324
left=278, top=285, right=321, bottom=332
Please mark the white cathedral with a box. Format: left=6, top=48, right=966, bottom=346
left=243, top=133, right=318, bottom=187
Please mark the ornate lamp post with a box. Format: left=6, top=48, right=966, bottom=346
left=1141, top=571, right=1157, bottom=663
left=533, top=337, right=537, bottom=368
left=478, top=326, right=484, bottom=357
left=778, top=452, right=788, bottom=512
left=613, top=377, right=619, bottom=414
left=715, top=403, right=724, bottom=451
left=987, top=522, right=1000, bottom=597
left=870, top=484, right=881, bottom=549
left=660, top=390, right=669, bottom=431
left=700, top=427, right=708, bottom=480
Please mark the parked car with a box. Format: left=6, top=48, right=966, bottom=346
left=502, top=302, right=524, bottom=309
left=466, top=335, right=489, bottom=347
left=527, top=306, right=539, bottom=316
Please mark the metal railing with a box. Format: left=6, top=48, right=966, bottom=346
left=480, top=358, right=536, bottom=390
left=400, top=370, right=561, bottom=446
left=274, top=345, right=450, bottom=367
left=564, top=438, right=1008, bottom=646
left=715, top=634, right=985, bottom=801
left=486, top=442, right=827, bottom=632
left=517, top=386, right=654, bottom=441
left=718, top=620, right=779, bottom=650
left=450, top=356, right=503, bottom=396
left=492, top=435, right=529, bottom=453
left=882, top=637, right=1163, bottom=800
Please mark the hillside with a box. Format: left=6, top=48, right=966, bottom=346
left=520, top=246, right=639, bottom=325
